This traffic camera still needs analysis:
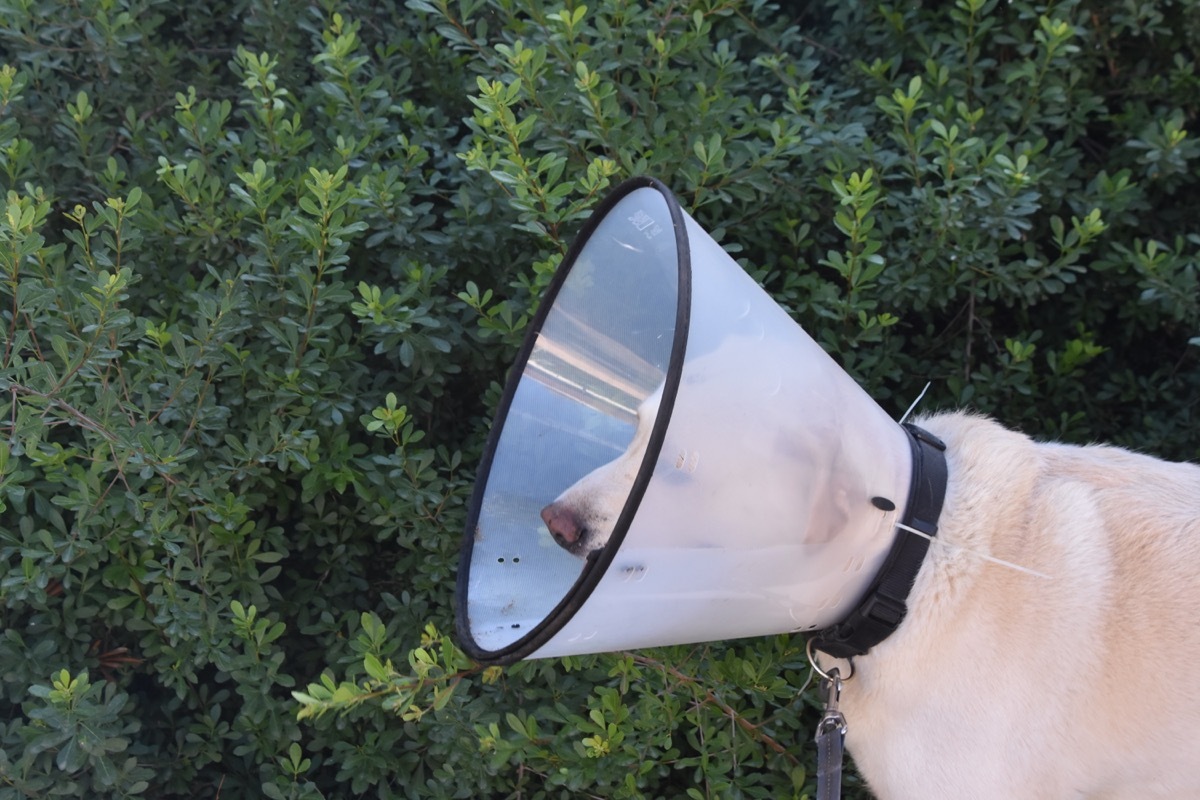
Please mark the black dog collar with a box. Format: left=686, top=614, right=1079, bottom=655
left=809, top=423, right=948, bottom=660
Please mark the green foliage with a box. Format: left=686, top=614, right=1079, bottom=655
left=0, top=0, right=1197, bottom=798
left=5, top=669, right=153, bottom=796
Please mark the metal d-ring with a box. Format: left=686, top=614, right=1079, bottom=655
left=806, top=637, right=855, bottom=682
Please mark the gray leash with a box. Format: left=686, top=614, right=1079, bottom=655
left=814, top=667, right=847, bottom=800
left=806, top=640, right=854, bottom=800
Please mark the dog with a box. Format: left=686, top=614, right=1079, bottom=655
left=541, top=395, right=1200, bottom=799
left=539, top=385, right=665, bottom=555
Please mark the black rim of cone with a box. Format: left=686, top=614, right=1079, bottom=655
left=454, top=176, right=692, bottom=665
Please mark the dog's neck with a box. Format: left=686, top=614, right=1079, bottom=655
left=808, top=424, right=949, bottom=659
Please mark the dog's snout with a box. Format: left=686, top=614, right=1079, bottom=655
left=541, top=502, right=582, bottom=546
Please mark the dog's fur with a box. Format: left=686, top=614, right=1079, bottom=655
left=542, top=403, right=1200, bottom=798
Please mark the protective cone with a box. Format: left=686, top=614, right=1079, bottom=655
left=456, top=177, right=913, bottom=665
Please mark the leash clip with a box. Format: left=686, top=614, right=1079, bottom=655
left=816, top=669, right=847, bottom=740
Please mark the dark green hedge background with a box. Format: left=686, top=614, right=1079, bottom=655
left=1, top=0, right=1197, bottom=797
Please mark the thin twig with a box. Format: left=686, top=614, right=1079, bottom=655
left=628, top=653, right=799, bottom=764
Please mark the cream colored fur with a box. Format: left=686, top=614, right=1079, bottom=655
left=546, top=404, right=1200, bottom=797
left=820, top=412, right=1200, bottom=799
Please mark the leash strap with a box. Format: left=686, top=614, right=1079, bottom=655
left=814, top=669, right=846, bottom=800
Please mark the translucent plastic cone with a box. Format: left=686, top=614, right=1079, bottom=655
left=456, top=177, right=912, bottom=665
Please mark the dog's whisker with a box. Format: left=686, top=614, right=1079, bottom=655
left=897, top=381, right=932, bottom=425
left=895, top=522, right=1053, bottom=580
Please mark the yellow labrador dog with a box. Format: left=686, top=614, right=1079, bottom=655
left=542, top=403, right=1200, bottom=799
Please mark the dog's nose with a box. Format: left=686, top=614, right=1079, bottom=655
left=541, top=502, right=581, bottom=545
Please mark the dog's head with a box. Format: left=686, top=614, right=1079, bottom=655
left=540, top=386, right=663, bottom=556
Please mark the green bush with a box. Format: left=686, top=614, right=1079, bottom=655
left=0, top=0, right=1196, bottom=797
